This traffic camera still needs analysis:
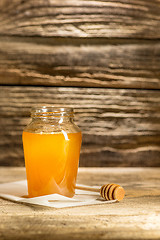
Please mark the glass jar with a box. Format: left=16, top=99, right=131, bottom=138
left=22, top=106, right=82, bottom=198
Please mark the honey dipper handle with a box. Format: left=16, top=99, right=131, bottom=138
left=76, top=184, right=100, bottom=193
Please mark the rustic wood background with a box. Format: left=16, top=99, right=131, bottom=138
left=0, top=0, right=160, bottom=167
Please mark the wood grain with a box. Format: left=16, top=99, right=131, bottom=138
left=0, top=38, right=160, bottom=89
left=0, top=167, right=160, bottom=240
left=0, top=0, right=160, bottom=167
left=0, top=0, right=160, bottom=39
left=0, top=86, right=160, bottom=166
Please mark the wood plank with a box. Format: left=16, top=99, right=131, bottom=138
left=0, top=0, right=160, bottom=39
left=0, top=38, right=160, bottom=89
left=0, top=167, right=160, bottom=240
left=0, top=86, right=160, bottom=167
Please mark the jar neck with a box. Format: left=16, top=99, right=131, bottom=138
left=32, top=116, right=74, bottom=124
left=31, top=106, right=74, bottom=123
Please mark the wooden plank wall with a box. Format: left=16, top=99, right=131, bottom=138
left=0, top=0, right=160, bottom=167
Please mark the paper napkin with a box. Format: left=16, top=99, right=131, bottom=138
left=0, top=180, right=116, bottom=208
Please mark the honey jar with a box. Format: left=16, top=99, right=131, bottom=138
left=23, top=106, right=82, bottom=198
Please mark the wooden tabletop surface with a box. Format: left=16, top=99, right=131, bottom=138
left=0, top=167, right=160, bottom=240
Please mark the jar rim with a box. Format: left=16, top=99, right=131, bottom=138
left=31, top=105, right=74, bottom=118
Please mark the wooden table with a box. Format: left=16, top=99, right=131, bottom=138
left=0, top=167, right=160, bottom=240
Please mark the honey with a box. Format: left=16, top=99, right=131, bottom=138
left=23, top=131, right=82, bottom=198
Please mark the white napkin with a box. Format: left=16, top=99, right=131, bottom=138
left=0, top=180, right=116, bottom=208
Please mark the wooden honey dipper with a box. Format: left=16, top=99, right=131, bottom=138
left=76, top=183, right=125, bottom=201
